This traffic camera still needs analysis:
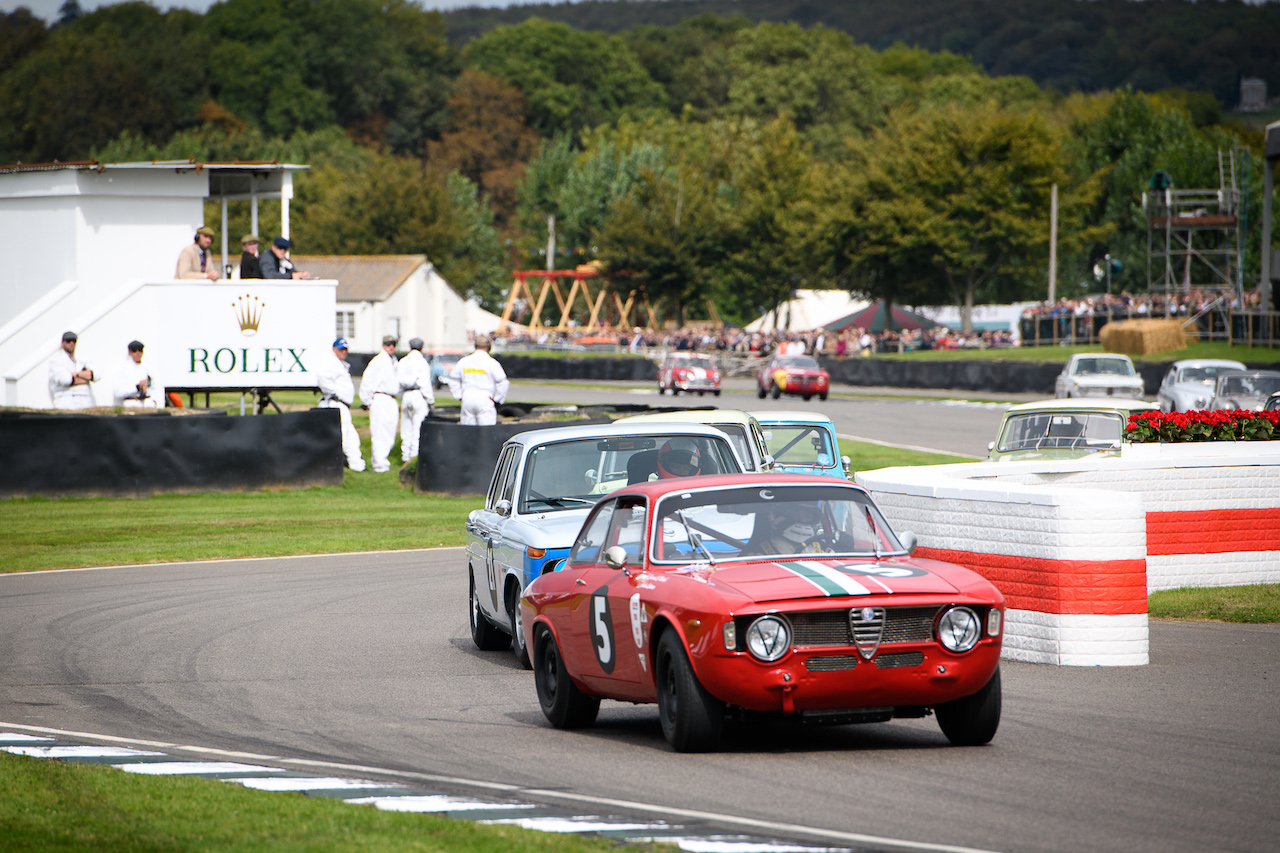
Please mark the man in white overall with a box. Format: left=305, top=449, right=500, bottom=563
left=48, top=331, right=96, bottom=409
left=317, top=338, right=366, bottom=472
left=396, top=337, right=434, bottom=461
left=447, top=335, right=509, bottom=426
left=360, top=335, right=401, bottom=472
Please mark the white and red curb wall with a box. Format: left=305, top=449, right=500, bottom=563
left=855, top=442, right=1280, bottom=666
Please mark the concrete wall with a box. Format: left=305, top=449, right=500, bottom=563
left=856, top=442, right=1280, bottom=666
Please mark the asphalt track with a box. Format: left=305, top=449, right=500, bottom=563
left=3, top=380, right=1277, bottom=852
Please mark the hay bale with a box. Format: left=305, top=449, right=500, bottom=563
left=1099, top=318, right=1189, bottom=355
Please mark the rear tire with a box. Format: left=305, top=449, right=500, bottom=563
left=756, top=385, right=767, bottom=399
left=803, top=394, right=812, bottom=401
left=508, top=584, right=531, bottom=670
left=658, top=385, right=666, bottom=395
left=819, top=393, right=828, bottom=401
left=936, top=667, right=1001, bottom=746
left=655, top=630, right=723, bottom=752
left=713, top=390, right=721, bottom=397
left=470, top=571, right=509, bottom=651
left=771, top=383, right=782, bottom=400
left=534, top=626, right=600, bottom=729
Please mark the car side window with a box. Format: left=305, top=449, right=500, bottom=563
left=568, top=501, right=616, bottom=567
left=497, top=451, right=519, bottom=508
left=486, top=447, right=515, bottom=510
left=607, top=498, right=647, bottom=563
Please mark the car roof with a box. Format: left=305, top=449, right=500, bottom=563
left=608, top=471, right=867, bottom=500
left=1003, top=398, right=1155, bottom=415
left=504, top=421, right=740, bottom=449
left=749, top=410, right=838, bottom=428
left=616, top=409, right=760, bottom=428
left=1169, top=359, right=1247, bottom=369
left=1069, top=352, right=1134, bottom=362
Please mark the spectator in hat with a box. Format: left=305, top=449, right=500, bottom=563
left=260, top=236, right=310, bottom=280
left=396, top=337, right=434, bottom=461
left=316, top=338, right=366, bottom=472
left=176, top=226, right=220, bottom=280
left=112, top=340, right=163, bottom=408
left=238, top=234, right=262, bottom=280
left=359, top=335, right=401, bottom=472
left=48, top=330, right=96, bottom=409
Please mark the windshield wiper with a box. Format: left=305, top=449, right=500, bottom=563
left=676, top=510, right=716, bottom=566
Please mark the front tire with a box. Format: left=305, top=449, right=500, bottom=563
left=771, top=383, right=782, bottom=400
left=470, top=571, right=509, bottom=651
left=713, top=390, right=721, bottom=397
left=756, top=384, right=767, bottom=399
left=819, top=392, right=828, bottom=401
left=534, top=626, right=600, bottom=729
left=935, top=667, right=1001, bottom=746
left=655, top=630, right=723, bottom=752
left=508, top=584, right=531, bottom=670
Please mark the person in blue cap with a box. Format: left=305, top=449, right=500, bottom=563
left=260, top=236, right=310, bottom=279
left=316, top=337, right=366, bottom=471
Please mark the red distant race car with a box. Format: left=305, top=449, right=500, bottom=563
left=757, top=354, right=830, bottom=401
left=657, top=352, right=721, bottom=396
left=521, top=474, right=1005, bottom=752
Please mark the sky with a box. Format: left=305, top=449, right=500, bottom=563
left=5, top=0, right=543, bottom=21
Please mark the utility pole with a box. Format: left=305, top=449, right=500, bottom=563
left=1048, top=184, right=1058, bottom=304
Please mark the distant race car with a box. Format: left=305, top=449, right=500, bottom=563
left=466, top=422, right=746, bottom=668
left=987, top=398, right=1156, bottom=462
left=1156, top=359, right=1246, bottom=412
left=751, top=410, right=849, bottom=479
left=1207, top=371, right=1280, bottom=411
left=757, top=354, right=830, bottom=401
left=657, top=353, right=722, bottom=396
left=427, top=350, right=465, bottom=390
left=1054, top=353, right=1145, bottom=399
left=522, top=474, right=1005, bottom=752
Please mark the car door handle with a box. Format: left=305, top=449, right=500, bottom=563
left=575, top=578, right=585, bottom=586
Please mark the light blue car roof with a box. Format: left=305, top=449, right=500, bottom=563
left=504, top=421, right=750, bottom=471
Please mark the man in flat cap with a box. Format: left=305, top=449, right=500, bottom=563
left=260, top=236, right=310, bottom=280
left=176, top=226, right=220, bottom=280
left=238, top=234, right=262, bottom=280
left=48, top=331, right=96, bottom=409
left=359, top=334, right=401, bottom=473
left=396, top=337, right=434, bottom=461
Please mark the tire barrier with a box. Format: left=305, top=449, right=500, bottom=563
left=494, top=354, right=657, bottom=382
left=856, top=441, right=1280, bottom=666
left=0, top=409, right=343, bottom=498
left=820, top=357, right=1065, bottom=394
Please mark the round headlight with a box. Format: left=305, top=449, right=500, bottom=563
left=745, top=615, right=791, bottom=662
left=937, top=606, right=981, bottom=653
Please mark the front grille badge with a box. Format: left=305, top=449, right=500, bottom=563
left=849, top=606, right=885, bottom=660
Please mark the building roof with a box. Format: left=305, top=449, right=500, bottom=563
left=291, top=254, right=430, bottom=302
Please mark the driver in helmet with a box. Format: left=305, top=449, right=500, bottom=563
left=656, top=438, right=702, bottom=479
left=753, top=503, right=825, bottom=556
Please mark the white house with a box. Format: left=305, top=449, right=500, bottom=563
left=288, top=255, right=472, bottom=352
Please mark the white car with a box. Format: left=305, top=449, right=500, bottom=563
left=1156, top=359, right=1246, bottom=411
left=1054, top=353, right=1145, bottom=399
left=467, top=422, right=746, bottom=668
left=1208, top=371, right=1280, bottom=411
left=988, top=398, right=1156, bottom=462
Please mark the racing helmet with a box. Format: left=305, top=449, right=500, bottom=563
left=766, top=503, right=821, bottom=546
left=656, top=438, right=702, bottom=478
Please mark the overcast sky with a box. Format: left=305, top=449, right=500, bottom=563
left=5, top=0, right=542, bottom=21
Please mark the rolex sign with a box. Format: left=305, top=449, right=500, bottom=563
left=151, top=281, right=336, bottom=391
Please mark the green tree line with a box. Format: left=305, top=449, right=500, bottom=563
left=0, top=1, right=1273, bottom=327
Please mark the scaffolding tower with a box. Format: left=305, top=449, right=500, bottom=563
left=1144, top=148, right=1245, bottom=340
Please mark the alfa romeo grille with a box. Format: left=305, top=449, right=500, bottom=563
left=804, top=654, right=859, bottom=672
left=788, top=606, right=940, bottom=648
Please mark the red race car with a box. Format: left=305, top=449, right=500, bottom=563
left=521, top=474, right=1004, bottom=752
left=657, top=352, right=722, bottom=396
left=757, top=354, right=830, bottom=401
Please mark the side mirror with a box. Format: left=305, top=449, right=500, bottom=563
left=899, top=531, right=918, bottom=556
left=841, top=455, right=852, bottom=479
left=762, top=430, right=773, bottom=441
left=496, top=499, right=512, bottom=517
left=987, top=441, right=995, bottom=452
left=761, top=453, right=775, bottom=471
left=603, top=545, right=627, bottom=570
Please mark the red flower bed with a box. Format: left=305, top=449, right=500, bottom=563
left=1126, top=409, right=1280, bottom=443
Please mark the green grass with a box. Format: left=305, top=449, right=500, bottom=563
left=840, top=439, right=976, bottom=469
left=1148, top=584, right=1280, bottom=623
left=873, top=342, right=1279, bottom=364
left=0, top=751, right=635, bottom=853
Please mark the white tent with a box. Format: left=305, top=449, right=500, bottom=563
left=745, top=290, right=868, bottom=332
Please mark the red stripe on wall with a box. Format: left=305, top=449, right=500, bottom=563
left=915, top=547, right=1148, bottom=616
left=1147, top=508, right=1280, bottom=556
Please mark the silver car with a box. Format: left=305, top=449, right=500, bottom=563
left=1156, top=359, right=1246, bottom=411
left=1208, top=371, right=1280, bottom=411
left=1054, top=353, right=1145, bottom=399
left=467, top=422, right=746, bottom=668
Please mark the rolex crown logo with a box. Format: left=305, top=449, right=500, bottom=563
left=233, top=294, right=264, bottom=336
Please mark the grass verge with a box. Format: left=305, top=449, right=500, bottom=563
left=0, top=751, right=634, bottom=853
left=1147, top=584, right=1280, bottom=623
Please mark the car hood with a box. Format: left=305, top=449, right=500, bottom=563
left=505, top=508, right=594, bottom=545
left=704, top=557, right=961, bottom=603
left=1071, top=375, right=1141, bottom=388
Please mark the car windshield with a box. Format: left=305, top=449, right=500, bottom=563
left=996, top=411, right=1124, bottom=453
left=519, top=434, right=741, bottom=513
left=1073, top=357, right=1134, bottom=376
left=1178, top=366, right=1236, bottom=384
left=433, top=353, right=461, bottom=366
left=762, top=425, right=835, bottom=468
left=675, top=356, right=716, bottom=370
left=1218, top=375, right=1280, bottom=397
left=777, top=356, right=819, bottom=370
left=652, top=484, right=902, bottom=563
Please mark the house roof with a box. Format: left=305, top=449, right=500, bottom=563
left=291, top=255, right=429, bottom=302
